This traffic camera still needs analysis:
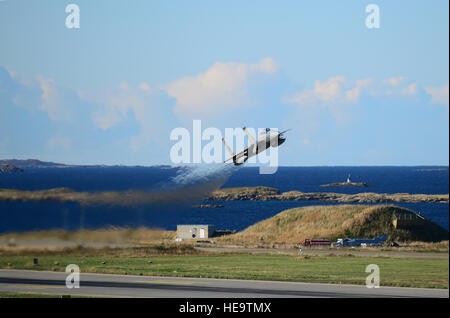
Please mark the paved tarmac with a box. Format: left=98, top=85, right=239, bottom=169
left=0, top=269, right=447, bottom=298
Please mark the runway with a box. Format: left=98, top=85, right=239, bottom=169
left=0, top=269, right=447, bottom=298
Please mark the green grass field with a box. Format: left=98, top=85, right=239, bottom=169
left=0, top=253, right=448, bottom=289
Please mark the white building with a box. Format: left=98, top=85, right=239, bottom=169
left=177, top=225, right=215, bottom=240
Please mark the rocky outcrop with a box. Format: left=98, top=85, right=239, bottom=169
left=320, top=182, right=370, bottom=187
left=0, top=164, right=23, bottom=173
left=193, top=204, right=225, bottom=208
left=0, top=186, right=448, bottom=205
left=208, top=187, right=449, bottom=204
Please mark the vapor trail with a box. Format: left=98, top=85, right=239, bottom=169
left=0, top=164, right=238, bottom=207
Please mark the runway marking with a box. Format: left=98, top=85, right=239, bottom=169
left=5, top=284, right=65, bottom=290
left=133, top=280, right=204, bottom=286
left=0, top=290, right=136, bottom=298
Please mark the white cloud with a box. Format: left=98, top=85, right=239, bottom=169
left=256, top=57, right=279, bottom=75
left=164, top=57, right=280, bottom=117
left=1, top=66, right=182, bottom=161
left=86, top=81, right=178, bottom=151
left=283, top=76, right=364, bottom=107
left=47, top=136, right=71, bottom=151
left=383, top=76, right=408, bottom=87
left=282, top=75, right=432, bottom=128
left=284, top=76, right=422, bottom=109
left=426, top=84, right=449, bottom=105
left=401, top=83, right=418, bottom=96
left=282, top=76, right=365, bottom=123
left=4, top=73, right=87, bottom=123
left=38, top=77, right=73, bottom=121
left=382, top=77, right=418, bottom=97
left=138, top=82, right=151, bottom=92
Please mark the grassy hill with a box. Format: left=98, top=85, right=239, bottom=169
left=219, top=205, right=449, bottom=244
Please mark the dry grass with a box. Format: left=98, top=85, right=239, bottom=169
left=0, top=227, right=176, bottom=245
left=0, top=185, right=214, bottom=207
left=0, top=244, right=199, bottom=257
left=218, top=205, right=365, bottom=244
left=217, top=205, right=449, bottom=245
left=396, top=240, right=449, bottom=251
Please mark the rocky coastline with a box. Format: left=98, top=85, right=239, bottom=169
left=320, top=182, right=370, bottom=187
left=208, top=187, right=449, bottom=204
left=0, top=164, right=23, bottom=173
left=0, top=186, right=447, bottom=205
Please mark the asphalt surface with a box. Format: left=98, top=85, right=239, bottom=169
left=0, top=269, right=447, bottom=298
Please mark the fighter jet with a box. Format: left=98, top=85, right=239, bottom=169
left=222, top=127, right=289, bottom=166
left=332, top=234, right=389, bottom=247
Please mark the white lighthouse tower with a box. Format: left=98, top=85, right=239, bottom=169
left=346, top=174, right=352, bottom=183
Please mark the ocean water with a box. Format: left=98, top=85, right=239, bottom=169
left=0, top=166, right=448, bottom=233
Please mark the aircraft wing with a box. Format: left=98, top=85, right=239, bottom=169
left=224, top=147, right=248, bottom=163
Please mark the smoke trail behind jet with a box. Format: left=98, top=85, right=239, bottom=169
left=0, top=164, right=237, bottom=207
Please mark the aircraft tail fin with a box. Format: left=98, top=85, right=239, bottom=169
left=375, top=234, right=388, bottom=242
left=222, top=138, right=235, bottom=157
left=242, top=127, right=256, bottom=145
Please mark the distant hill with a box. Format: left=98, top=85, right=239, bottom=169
left=0, top=159, right=66, bottom=168
left=0, top=159, right=177, bottom=169
left=220, top=205, right=449, bottom=244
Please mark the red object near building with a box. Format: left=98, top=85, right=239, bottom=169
left=299, top=239, right=331, bottom=247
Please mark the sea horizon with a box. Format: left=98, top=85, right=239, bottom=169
left=1, top=165, right=448, bottom=233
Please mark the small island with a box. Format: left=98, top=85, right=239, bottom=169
left=320, top=174, right=370, bottom=187
left=321, top=182, right=370, bottom=188
left=208, top=186, right=448, bottom=204
left=193, top=204, right=225, bottom=208
left=0, top=164, right=23, bottom=174
left=0, top=186, right=448, bottom=205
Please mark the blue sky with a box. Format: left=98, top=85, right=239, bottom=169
left=0, top=0, right=448, bottom=165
